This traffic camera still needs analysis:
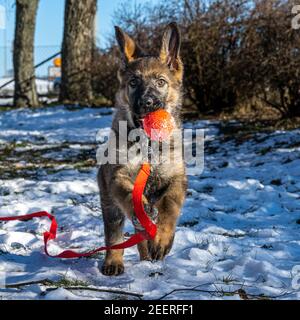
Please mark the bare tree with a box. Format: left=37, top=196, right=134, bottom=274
left=241, top=0, right=300, bottom=117
left=93, top=0, right=300, bottom=117
left=60, top=0, right=97, bottom=105
left=13, top=0, right=39, bottom=108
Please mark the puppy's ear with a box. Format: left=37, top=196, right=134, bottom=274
left=160, top=22, right=183, bottom=79
left=115, top=26, right=144, bottom=65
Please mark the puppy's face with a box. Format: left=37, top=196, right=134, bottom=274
left=115, top=23, right=183, bottom=124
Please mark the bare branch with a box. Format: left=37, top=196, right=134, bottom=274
left=42, top=286, right=143, bottom=299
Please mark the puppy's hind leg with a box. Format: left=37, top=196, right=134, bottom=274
left=137, top=236, right=150, bottom=261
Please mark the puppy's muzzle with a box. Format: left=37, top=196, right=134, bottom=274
left=138, top=95, right=164, bottom=113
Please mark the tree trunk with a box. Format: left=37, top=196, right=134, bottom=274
left=13, top=0, right=39, bottom=108
left=60, top=0, right=97, bottom=105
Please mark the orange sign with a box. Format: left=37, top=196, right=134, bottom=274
left=53, top=57, right=61, bottom=68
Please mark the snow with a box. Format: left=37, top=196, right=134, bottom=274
left=0, top=105, right=300, bottom=300
left=0, top=77, right=56, bottom=106
left=0, top=77, right=53, bottom=96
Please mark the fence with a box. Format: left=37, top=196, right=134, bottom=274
left=0, top=45, right=61, bottom=78
left=0, top=45, right=61, bottom=99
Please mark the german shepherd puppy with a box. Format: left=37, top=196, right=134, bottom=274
left=98, top=22, right=187, bottom=276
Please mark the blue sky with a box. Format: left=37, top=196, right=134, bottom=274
left=0, top=0, right=157, bottom=77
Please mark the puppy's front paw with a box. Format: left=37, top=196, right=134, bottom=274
left=101, top=262, right=124, bottom=276
left=148, top=231, right=174, bottom=261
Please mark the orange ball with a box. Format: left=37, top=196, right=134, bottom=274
left=142, top=109, right=175, bottom=141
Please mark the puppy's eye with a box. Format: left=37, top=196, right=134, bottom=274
left=129, top=79, right=138, bottom=87
left=156, top=78, right=166, bottom=87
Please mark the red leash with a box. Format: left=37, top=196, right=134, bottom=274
left=0, top=163, right=156, bottom=258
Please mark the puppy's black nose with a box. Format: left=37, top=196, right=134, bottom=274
left=145, top=97, right=153, bottom=107
left=138, top=96, right=163, bottom=112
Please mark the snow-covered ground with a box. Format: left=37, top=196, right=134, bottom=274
left=0, top=105, right=300, bottom=300
left=0, top=78, right=53, bottom=96
left=0, top=78, right=54, bottom=106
